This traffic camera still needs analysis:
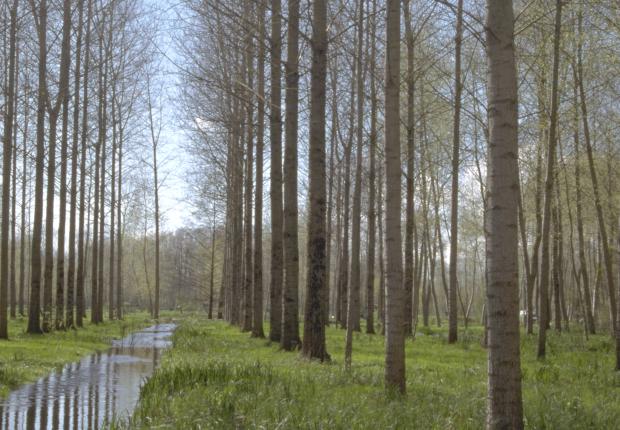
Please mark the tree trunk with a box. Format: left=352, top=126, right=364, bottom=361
left=1, top=0, right=18, bottom=338
left=27, top=0, right=48, bottom=335
left=571, top=61, right=595, bottom=334
left=537, top=0, right=562, bottom=359
left=147, top=80, right=161, bottom=321
left=346, top=0, right=365, bottom=366
left=552, top=203, right=562, bottom=331
left=91, top=16, right=107, bottom=324
left=485, top=0, right=524, bottom=427
left=365, top=0, right=378, bottom=335
left=448, top=0, right=464, bottom=344
left=109, top=90, right=117, bottom=321
left=403, top=0, right=415, bottom=337
left=269, top=0, right=283, bottom=343
left=10, top=42, right=19, bottom=320
left=55, top=90, right=69, bottom=330
left=338, top=63, right=355, bottom=329
left=252, top=0, right=266, bottom=339
left=55, top=0, right=73, bottom=329
left=209, top=205, right=217, bottom=320
left=349, top=0, right=365, bottom=335
left=378, top=172, right=385, bottom=335
left=242, top=1, right=255, bottom=332
left=28, top=0, right=47, bottom=334
left=116, top=119, right=124, bottom=320
left=76, top=0, right=94, bottom=328
left=19, top=68, right=30, bottom=318
left=576, top=12, right=617, bottom=341
left=325, top=56, right=338, bottom=328
left=66, top=0, right=85, bottom=329
left=302, top=0, right=328, bottom=361
left=384, top=0, right=405, bottom=394
left=281, top=0, right=301, bottom=351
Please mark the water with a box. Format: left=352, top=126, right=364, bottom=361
left=0, top=323, right=176, bottom=430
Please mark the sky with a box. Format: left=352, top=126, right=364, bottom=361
left=147, top=0, right=196, bottom=232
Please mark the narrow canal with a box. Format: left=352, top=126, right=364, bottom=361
left=0, top=323, right=176, bottom=429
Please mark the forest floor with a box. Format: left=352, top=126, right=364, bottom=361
left=0, top=311, right=172, bottom=398
left=125, top=316, right=620, bottom=429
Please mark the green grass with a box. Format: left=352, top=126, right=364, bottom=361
left=0, top=311, right=178, bottom=398
left=125, top=317, right=620, bottom=429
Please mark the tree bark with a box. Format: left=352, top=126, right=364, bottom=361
left=252, top=0, right=266, bottom=339
left=365, top=0, right=378, bottom=335
left=242, top=0, right=255, bottom=332
left=485, top=0, right=524, bottom=427
left=1, top=0, right=18, bottom=338
left=571, top=61, right=595, bottom=334
left=9, top=42, right=19, bottom=320
left=209, top=204, right=217, bottom=320
left=66, top=0, right=85, bottom=329
left=403, top=0, right=415, bottom=337
left=346, top=0, right=365, bottom=366
left=538, top=0, right=563, bottom=359
left=109, top=88, right=117, bottom=321
left=576, top=12, right=617, bottom=339
left=76, top=0, right=94, bottom=328
left=302, top=0, right=328, bottom=361
left=90, top=14, right=107, bottom=324
left=448, top=0, right=464, bottom=344
left=28, top=0, right=48, bottom=334
left=269, top=0, right=283, bottom=343
left=116, top=114, right=124, bottom=320
left=281, top=0, right=301, bottom=351
left=19, top=67, right=30, bottom=318
left=55, top=0, right=73, bottom=329
left=147, top=78, right=161, bottom=321
left=384, top=0, right=405, bottom=394
left=338, top=63, right=354, bottom=329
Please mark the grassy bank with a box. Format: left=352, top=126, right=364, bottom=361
left=0, top=311, right=176, bottom=398
left=127, top=317, right=620, bottom=429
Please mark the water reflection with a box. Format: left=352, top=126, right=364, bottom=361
left=0, top=323, right=175, bottom=430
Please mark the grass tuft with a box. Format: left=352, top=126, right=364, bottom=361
left=124, top=317, right=620, bottom=429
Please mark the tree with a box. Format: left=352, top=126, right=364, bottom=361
left=269, top=0, right=284, bottom=343
left=365, top=0, right=378, bottom=336
left=484, top=0, right=524, bottom=427
left=302, top=0, right=328, bottom=361
left=27, top=0, right=50, bottom=335
left=66, top=0, right=86, bottom=329
left=209, top=204, right=217, bottom=320
left=251, top=0, right=266, bottom=339
left=538, top=0, right=563, bottom=359
left=242, top=0, right=255, bottom=333
left=146, top=73, right=162, bottom=321
left=41, top=0, right=72, bottom=332
left=448, top=0, right=464, bottom=344
left=1, top=0, right=18, bottom=339
left=55, top=0, right=73, bottom=330
left=346, top=0, right=365, bottom=366
left=575, top=10, right=618, bottom=366
left=281, top=0, right=301, bottom=351
left=77, top=0, right=94, bottom=328
left=403, top=0, right=415, bottom=338
left=109, top=83, right=118, bottom=321
left=91, top=8, right=111, bottom=324
left=384, top=0, right=405, bottom=394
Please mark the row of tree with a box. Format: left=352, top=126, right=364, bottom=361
left=0, top=0, right=166, bottom=335
left=177, top=0, right=619, bottom=427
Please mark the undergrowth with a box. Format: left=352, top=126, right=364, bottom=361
left=125, top=317, right=620, bottom=429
